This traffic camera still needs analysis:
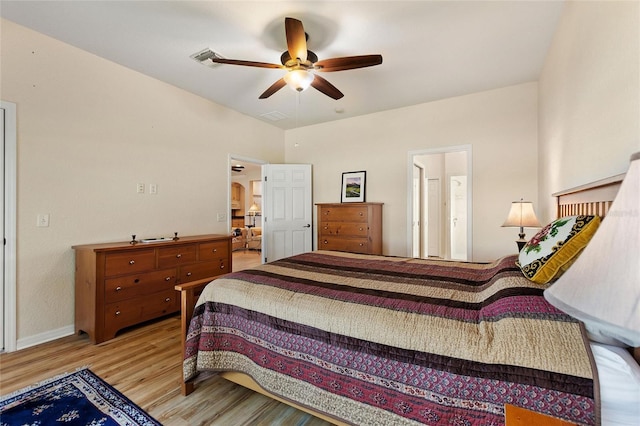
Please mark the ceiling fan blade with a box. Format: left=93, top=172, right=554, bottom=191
left=285, top=17, right=307, bottom=63
left=211, top=57, right=283, bottom=69
left=259, top=78, right=287, bottom=99
left=314, top=55, right=383, bottom=72
left=310, top=75, right=344, bottom=100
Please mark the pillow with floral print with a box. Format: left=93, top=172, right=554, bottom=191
left=517, top=215, right=601, bottom=284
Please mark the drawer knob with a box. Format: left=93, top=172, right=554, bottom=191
left=115, top=286, right=122, bottom=292
left=220, top=264, right=225, bottom=269
left=359, top=212, right=363, bottom=216
left=186, top=272, right=192, bottom=277
left=134, top=278, right=140, bottom=284
left=212, top=248, right=217, bottom=253
left=115, top=310, right=121, bottom=316
left=176, top=254, right=182, bottom=259
left=359, top=243, right=364, bottom=246
left=359, top=227, right=364, bottom=231
left=324, top=226, right=328, bottom=230
left=129, top=260, right=135, bottom=265
left=165, top=297, right=171, bottom=302
left=323, top=240, right=328, bottom=244
left=165, top=276, right=172, bottom=281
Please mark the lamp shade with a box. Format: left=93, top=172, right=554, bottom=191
left=544, top=152, right=640, bottom=347
left=502, top=200, right=542, bottom=228
left=248, top=203, right=260, bottom=213
left=502, top=200, right=542, bottom=250
left=284, top=69, right=314, bottom=92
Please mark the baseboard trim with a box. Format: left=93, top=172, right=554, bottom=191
left=16, top=325, right=75, bottom=351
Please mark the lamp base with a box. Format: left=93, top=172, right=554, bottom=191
left=516, top=239, right=527, bottom=252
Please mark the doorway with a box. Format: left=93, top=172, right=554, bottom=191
left=229, top=155, right=266, bottom=263
left=407, top=146, right=472, bottom=261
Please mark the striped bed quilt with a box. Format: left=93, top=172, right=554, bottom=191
left=184, top=251, right=597, bottom=425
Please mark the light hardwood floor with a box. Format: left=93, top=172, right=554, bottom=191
left=232, top=249, right=263, bottom=272
left=0, top=250, right=333, bottom=426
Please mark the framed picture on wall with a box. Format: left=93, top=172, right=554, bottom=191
left=341, top=171, right=366, bottom=203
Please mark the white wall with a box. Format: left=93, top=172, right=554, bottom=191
left=285, top=83, right=539, bottom=261
left=538, top=1, right=640, bottom=222
left=1, top=19, right=284, bottom=346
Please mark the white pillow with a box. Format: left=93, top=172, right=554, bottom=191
left=590, top=343, right=640, bottom=425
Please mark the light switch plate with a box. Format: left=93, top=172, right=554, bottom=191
left=37, top=214, right=50, bottom=227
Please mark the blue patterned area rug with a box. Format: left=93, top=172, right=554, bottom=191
left=0, top=368, right=161, bottom=425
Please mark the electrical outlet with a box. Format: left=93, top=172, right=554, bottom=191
left=149, top=183, right=157, bottom=194
left=216, top=212, right=227, bottom=222
left=137, top=183, right=145, bottom=194
left=37, top=214, right=50, bottom=227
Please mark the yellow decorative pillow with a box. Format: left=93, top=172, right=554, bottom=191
left=517, top=215, right=601, bottom=284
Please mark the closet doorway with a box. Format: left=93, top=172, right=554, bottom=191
left=408, top=146, right=472, bottom=261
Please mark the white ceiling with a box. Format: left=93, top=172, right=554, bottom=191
left=0, top=1, right=564, bottom=130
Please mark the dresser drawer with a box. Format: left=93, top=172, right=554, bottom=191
left=104, top=289, right=179, bottom=335
left=104, top=268, right=176, bottom=303
left=104, top=249, right=156, bottom=277
left=158, top=244, right=197, bottom=268
left=319, top=206, right=368, bottom=222
left=319, top=237, right=370, bottom=253
left=179, top=262, right=220, bottom=283
left=199, top=241, right=229, bottom=261
left=319, top=222, right=369, bottom=237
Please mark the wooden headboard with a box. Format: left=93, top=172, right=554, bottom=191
left=553, top=173, right=624, bottom=218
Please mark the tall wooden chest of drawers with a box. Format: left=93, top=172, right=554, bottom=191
left=73, top=234, right=231, bottom=343
left=317, top=203, right=383, bottom=255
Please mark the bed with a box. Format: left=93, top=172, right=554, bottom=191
left=177, top=174, right=639, bottom=425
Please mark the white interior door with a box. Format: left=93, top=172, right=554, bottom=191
left=412, top=165, right=421, bottom=258
left=262, top=164, right=312, bottom=263
left=1, top=101, right=17, bottom=352
left=1, top=106, right=5, bottom=349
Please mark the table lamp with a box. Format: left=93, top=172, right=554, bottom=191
left=502, top=199, right=542, bottom=251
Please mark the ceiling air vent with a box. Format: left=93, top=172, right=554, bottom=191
left=190, top=48, right=224, bottom=68
left=260, top=111, right=289, bottom=122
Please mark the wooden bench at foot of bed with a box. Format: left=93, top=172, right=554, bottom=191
left=175, top=279, right=577, bottom=426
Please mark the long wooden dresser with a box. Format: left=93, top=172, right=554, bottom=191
left=317, top=203, right=383, bottom=255
left=73, top=234, right=231, bottom=343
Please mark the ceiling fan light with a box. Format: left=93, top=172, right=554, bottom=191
left=284, top=70, right=314, bottom=92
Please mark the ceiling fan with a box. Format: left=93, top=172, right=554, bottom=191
left=211, top=17, right=383, bottom=100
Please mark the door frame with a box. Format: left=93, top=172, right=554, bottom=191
left=406, top=145, right=473, bottom=260
left=2, top=101, right=17, bottom=352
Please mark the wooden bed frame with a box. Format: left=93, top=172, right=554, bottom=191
left=176, top=173, right=626, bottom=426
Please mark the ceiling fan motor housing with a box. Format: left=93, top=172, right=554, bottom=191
left=280, top=50, right=318, bottom=67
